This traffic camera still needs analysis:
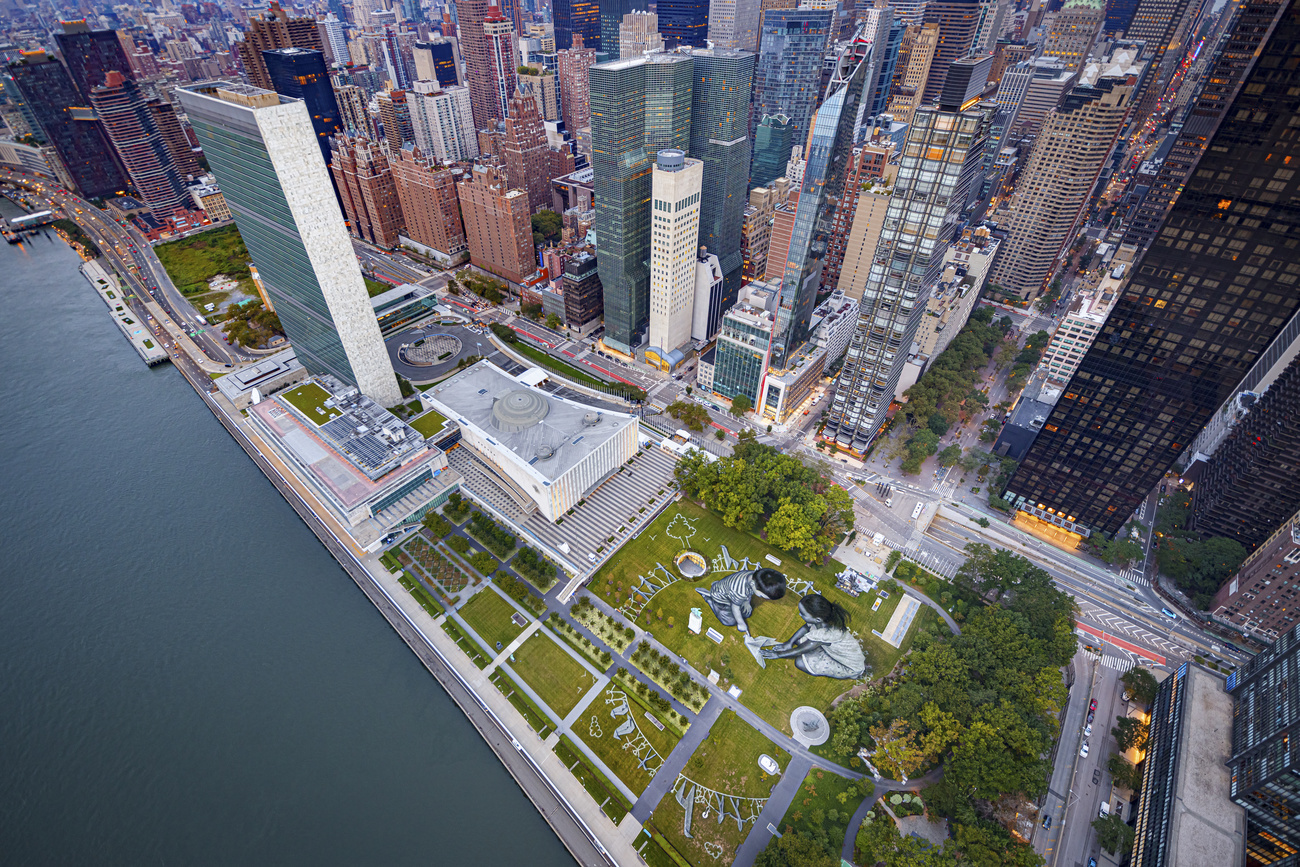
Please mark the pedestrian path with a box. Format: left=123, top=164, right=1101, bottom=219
left=1120, top=567, right=1149, bottom=587
left=732, top=754, right=813, bottom=867
left=1100, top=652, right=1136, bottom=671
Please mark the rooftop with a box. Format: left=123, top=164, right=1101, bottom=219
left=276, top=378, right=426, bottom=480
left=422, top=361, right=637, bottom=483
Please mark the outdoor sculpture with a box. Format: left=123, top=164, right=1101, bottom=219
left=761, top=594, right=867, bottom=679
left=695, top=567, right=787, bottom=633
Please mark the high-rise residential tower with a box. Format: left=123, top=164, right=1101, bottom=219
left=1041, top=0, right=1106, bottom=70
left=177, top=82, right=400, bottom=406
left=590, top=52, right=693, bottom=353
left=90, top=71, right=188, bottom=220
left=457, top=162, right=536, bottom=285
left=647, top=149, right=704, bottom=366
left=502, top=89, right=554, bottom=213
left=687, top=47, right=755, bottom=314
left=234, top=1, right=323, bottom=90
left=1124, top=0, right=1200, bottom=122
left=921, top=0, right=984, bottom=101
left=54, top=21, right=133, bottom=101
left=458, top=0, right=518, bottom=129
left=619, top=11, right=665, bottom=57
left=769, top=30, right=875, bottom=368
left=263, top=48, right=343, bottom=166
left=886, top=22, right=940, bottom=125
left=557, top=37, right=598, bottom=133
left=391, top=144, right=468, bottom=262
left=988, top=62, right=1139, bottom=299
left=330, top=133, right=406, bottom=249
left=826, top=58, right=992, bottom=452
left=1002, top=0, right=1300, bottom=539
left=753, top=8, right=834, bottom=146
left=7, top=50, right=128, bottom=199
left=407, top=79, right=479, bottom=162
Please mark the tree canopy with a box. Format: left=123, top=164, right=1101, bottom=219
left=1121, top=667, right=1158, bottom=705
left=674, top=440, right=853, bottom=562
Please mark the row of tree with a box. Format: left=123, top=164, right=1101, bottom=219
left=674, top=436, right=854, bottom=563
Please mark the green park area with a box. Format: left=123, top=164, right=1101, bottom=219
left=572, top=682, right=682, bottom=797
left=280, top=382, right=339, bottom=423
left=154, top=224, right=251, bottom=296
left=457, top=587, right=527, bottom=653
left=776, top=767, right=869, bottom=855
left=588, top=501, right=928, bottom=732
left=651, top=710, right=789, bottom=866
left=509, top=631, right=597, bottom=720
left=408, top=408, right=448, bottom=439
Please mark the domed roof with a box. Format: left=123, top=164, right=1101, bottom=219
left=491, top=388, right=550, bottom=432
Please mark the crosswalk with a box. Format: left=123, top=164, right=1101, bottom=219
left=1100, top=653, right=1136, bottom=671
left=1120, top=567, right=1149, bottom=587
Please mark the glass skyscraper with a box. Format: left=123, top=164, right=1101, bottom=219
left=657, top=0, right=709, bottom=47
left=590, top=53, right=692, bottom=353
left=176, top=82, right=400, bottom=407
left=1003, top=0, right=1300, bottom=539
left=687, top=47, right=755, bottom=316
left=750, top=113, right=792, bottom=188
left=752, top=9, right=834, bottom=148
left=825, top=57, right=991, bottom=453
left=263, top=48, right=343, bottom=167
left=770, top=31, right=874, bottom=369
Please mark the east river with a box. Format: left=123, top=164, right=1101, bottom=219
left=0, top=201, right=572, bottom=865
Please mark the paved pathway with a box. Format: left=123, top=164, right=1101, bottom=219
left=732, top=754, right=814, bottom=867
left=841, top=786, right=880, bottom=863
left=631, top=696, right=725, bottom=822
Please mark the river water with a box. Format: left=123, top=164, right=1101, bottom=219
left=0, top=202, right=572, bottom=865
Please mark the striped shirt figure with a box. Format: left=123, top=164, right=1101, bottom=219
left=696, top=567, right=786, bottom=632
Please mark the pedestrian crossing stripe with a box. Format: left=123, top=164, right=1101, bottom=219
left=1101, top=654, right=1135, bottom=671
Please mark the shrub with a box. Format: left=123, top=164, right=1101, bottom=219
left=447, top=535, right=471, bottom=554
left=468, top=512, right=518, bottom=558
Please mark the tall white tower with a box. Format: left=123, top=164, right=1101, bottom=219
left=648, top=149, right=703, bottom=366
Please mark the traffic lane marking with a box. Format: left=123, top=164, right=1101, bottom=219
left=1076, top=621, right=1166, bottom=665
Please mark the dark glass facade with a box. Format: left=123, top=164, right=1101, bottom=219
left=688, top=48, right=755, bottom=317
left=1191, top=353, right=1300, bottom=550
left=1132, top=663, right=1191, bottom=867
left=563, top=252, right=604, bottom=328
left=554, top=0, right=600, bottom=50
left=750, top=113, right=792, bottom=188
left=590, top=54, right=691, bottom=353
left=264, top=48, right=343, bottom=166
left=1003, top=0, right=1300, bottom=538
left=657, top=0, right=709, bottom=48
left=7, top=52, right=127, bottom=199
left=54, top=23, right=133, bottom=101
left=1227, top=623, right=1300, bottom=866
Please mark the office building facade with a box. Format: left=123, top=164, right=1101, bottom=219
left=263, top=48, right=343, bottom=166
left=553, top=0, right=601, bottom=50
left=178, top=83, right=400, bottom=406
left=708, top=0, right=761, bottom=51
left=712, top=282, right=777, bottom=402
left=1002, top=2, right=1300, bottom=539
left=658, top=0, right=710, bottom=48
left=54, top=21, right=133, bottom=101
left=390, top=145, right=468, bottom=263
left=590, top=53, right=692, bottom=353
left=988, top=73, right=1137, bottom=300
left=457, top=162, right=536, bottom=286
left=647, top=149, right=703, bottom=366
left=234, top=1, right=323, bottom=91
left=770, top=32, right=874, bottom=369
left=753, top=8, right=834, bottom=147
left=1226, top=623, right=1300, bottom=865
left=687, top=47, right=755, bottom=314
left=750, top=113, right=792, bottom=189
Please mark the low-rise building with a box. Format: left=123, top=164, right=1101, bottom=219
left=214, top=348, right=306, bottom=409
left=189, top=182, right=231, bottom=221
left=913, top=229, right=1001, bottom=359
left=562, top=251, right=603, bottom=333
left=759, top=346, right=826, bottom=425
left=420, top=360, right=638, bottom=521
left=371, top=282, right=441, bottom=335
left=810, top=290, right=859, bottom=364
left=1212, top=513, right=1300, bottom=643
left=246, top=376, right=461, bottom=549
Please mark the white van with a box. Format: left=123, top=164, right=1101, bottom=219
left=871, top=532, right=884, bottom=547
left=1099, top=801, right=1111, bottom=819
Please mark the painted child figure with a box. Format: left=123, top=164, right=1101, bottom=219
left=695, top=567, right=786, bottom=634
left=761, top=593, right=867, bottom=680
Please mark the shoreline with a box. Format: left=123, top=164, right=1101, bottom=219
left=167, top=352, right=637, bottom=867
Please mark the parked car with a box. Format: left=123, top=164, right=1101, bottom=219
left=1080, top=741, right=1090, bottom=758
left=1089, top=698, right=1098, bottom=712
left=1084, top=724, right=1092, bottom=737
left=1042, top=815, right=1052, bottom=828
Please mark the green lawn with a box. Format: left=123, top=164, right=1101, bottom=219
left=280, top=382, right=339, bottom=423
left=489, top=668, right=555, bottom=737
left=408, top=409, right=448, bottom=438
left=509, top=631, right=597, bottom=719
left=554, top=735, right=632, bottom=825
left=589, top=501, right=920, bottom=733
left=652, top=710, right=789, bottom=867
left=572, top=683, right=682, bottom=797
left=776, top=767, right=867, bottom=850
left=365, top=276, right=392, bottom=297
left=458, top=587, right=527, bottom=653
left=510, top=340, right=608, bottom=388
left=154, top=224, right=251, bottom=295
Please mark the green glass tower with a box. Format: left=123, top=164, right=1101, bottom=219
left=590, top=53, right=692, bottom=354
left=176, top=82, right=399, bottom=406
left=687, top=47, right=755, bottom=323
left=750, top=113, right=792, bottom=189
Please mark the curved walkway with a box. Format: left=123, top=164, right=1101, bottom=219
left=905, top=586, right=961, bottom=634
